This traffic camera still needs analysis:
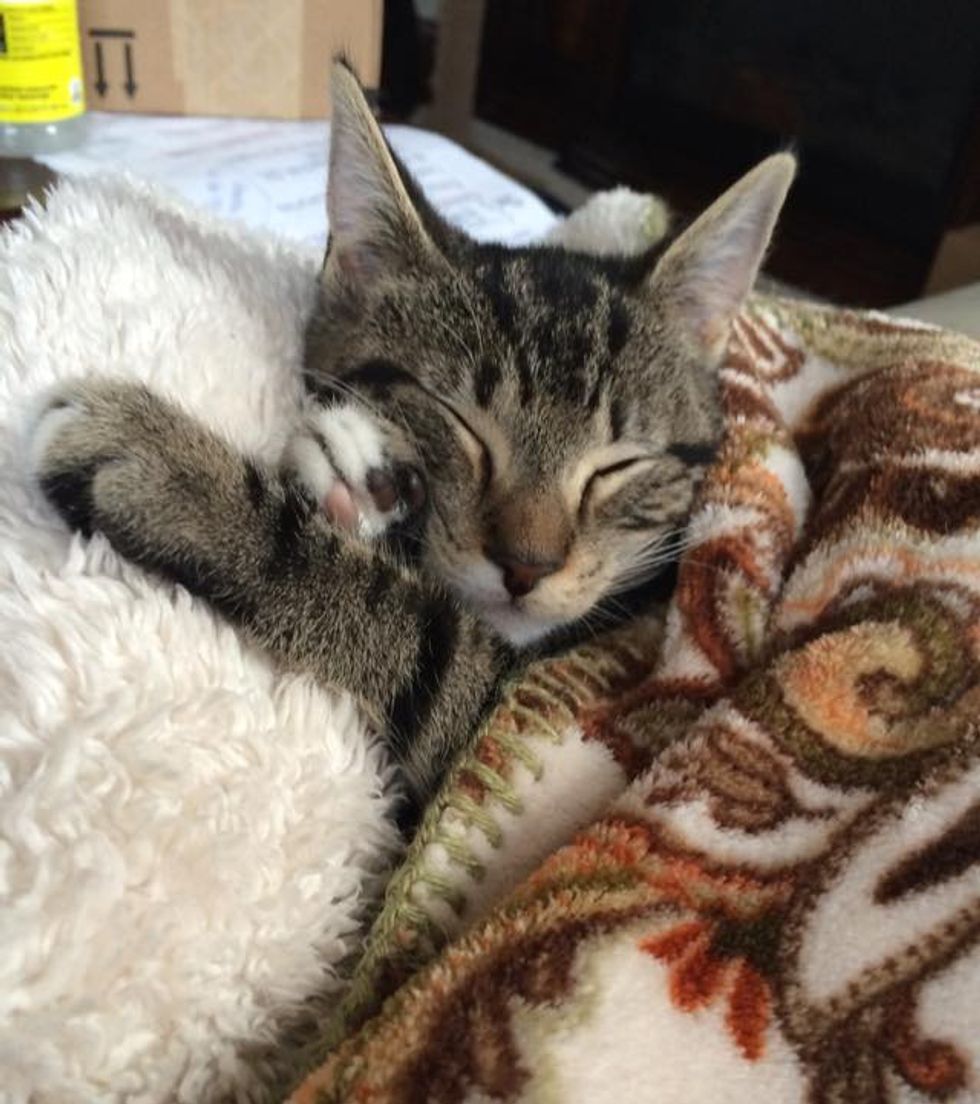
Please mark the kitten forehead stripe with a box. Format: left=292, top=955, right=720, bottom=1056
left=512, top=349, right=534, bottom=407
left=609, top=395, right=627, bottom=441
left=481, top=253, right=518, bottom=340
left=474, top=357, right=500, bottom=408
left=606, top=298, right=631, bottom=357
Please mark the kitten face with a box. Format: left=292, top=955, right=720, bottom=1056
left=296, top=62, right=794, bottom=646
left=302, top=249, right=714, bottom=644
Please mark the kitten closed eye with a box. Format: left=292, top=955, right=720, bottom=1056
left=578, top=455, right=655, bottom=515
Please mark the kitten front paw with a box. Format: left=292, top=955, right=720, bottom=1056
left=286, top=402, right=425, bottom=539
left=31, top=378, right=221, bottom=556
left=30, top=379, right=154, bottom=536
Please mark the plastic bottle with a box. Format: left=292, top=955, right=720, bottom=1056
left=0, top=0, right=87, bottom=209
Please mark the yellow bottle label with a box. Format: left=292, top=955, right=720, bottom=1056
left=0, top=1, right=85, bottom=124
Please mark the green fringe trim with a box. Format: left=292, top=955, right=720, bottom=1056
left=296, top=619, right=662, bottom=1074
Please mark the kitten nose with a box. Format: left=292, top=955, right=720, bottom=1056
left=494, top=554, right=562, bottom=598
left=486, top=489, right=571, bottom=597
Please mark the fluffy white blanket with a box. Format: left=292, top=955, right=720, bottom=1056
left=0, top=167, right=666, bottom=1103
left=0, top=177, right=398, bottom=1103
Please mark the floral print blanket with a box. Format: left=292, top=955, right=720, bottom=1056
left=288, top=298, right=980, bottom=1104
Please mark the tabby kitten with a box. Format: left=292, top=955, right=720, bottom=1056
left=32, top=61, right=794, bottom=823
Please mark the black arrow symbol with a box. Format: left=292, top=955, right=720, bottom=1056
left=94, top=41, right=107, bottom=96
left=124, top=42, right=137, bottom=97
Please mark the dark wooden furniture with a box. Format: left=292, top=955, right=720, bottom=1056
left=474, top=0, right=980, bottom=307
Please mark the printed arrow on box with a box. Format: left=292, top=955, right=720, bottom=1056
left=94, top=41, right=107, bottom=96
left=124, top=42, right=137, bottom=97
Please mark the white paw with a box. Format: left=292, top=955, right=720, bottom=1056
left=28, top=388, right=85, bottom=477
left=286, top=403, right=424, bottom=538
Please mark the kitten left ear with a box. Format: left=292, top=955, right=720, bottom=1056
left=324, top=59, right=440, bottom=290
left=647, top=153, right=796, bottom=362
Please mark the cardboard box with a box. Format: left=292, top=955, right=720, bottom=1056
left=77, top=1, right=382, bottom=118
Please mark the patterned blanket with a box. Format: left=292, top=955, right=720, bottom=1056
left=286, top=297, right=980, bottom=1103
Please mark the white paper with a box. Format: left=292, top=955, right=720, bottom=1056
left=40, top=112, right=559, bottom=249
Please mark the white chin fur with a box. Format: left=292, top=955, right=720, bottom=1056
left=443, top=561, right=567, bottom=646
left=477, top=603, right=563, bottom=647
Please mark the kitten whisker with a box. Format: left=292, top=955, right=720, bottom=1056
left=309, top=373, right=390, bottom=426
left=608, top=529, right=725, bottom=595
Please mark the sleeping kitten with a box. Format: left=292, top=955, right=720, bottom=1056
left=31, top=61, right=794, bottom=824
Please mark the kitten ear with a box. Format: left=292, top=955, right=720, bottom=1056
left=324, top=59, right=438, bottom=289
left=648, top=154, right=796, bottom=362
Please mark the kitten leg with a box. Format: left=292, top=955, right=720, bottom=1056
left=32, top=379, right=515, bottom=816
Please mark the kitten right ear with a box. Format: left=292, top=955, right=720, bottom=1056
left=324, top=59, right=439, bottom=290
left=647, top=154, right=796, bottom=363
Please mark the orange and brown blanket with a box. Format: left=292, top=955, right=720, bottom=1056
left=288, top=298, right=980, bottom=1104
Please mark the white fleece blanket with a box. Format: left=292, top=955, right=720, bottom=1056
left=0, top=164, right=669, bottom=1103
left=0, top=177, right=399, bottom=1103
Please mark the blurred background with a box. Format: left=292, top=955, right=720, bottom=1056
left=391, top=0, right=980, bottom=310
left=4, top=0, right=979, bottom=321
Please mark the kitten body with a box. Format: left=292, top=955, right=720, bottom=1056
left=32, top=62, right=795, bottom=821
